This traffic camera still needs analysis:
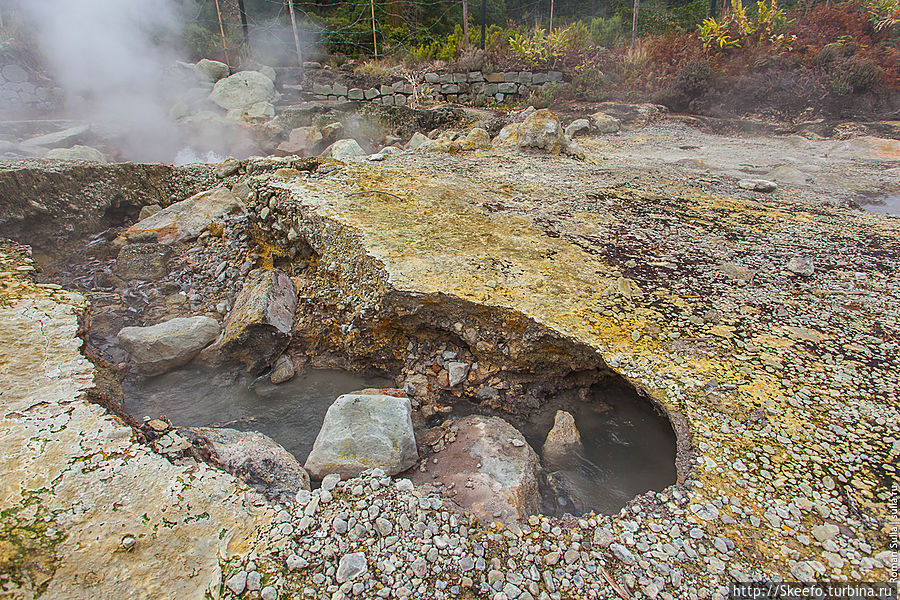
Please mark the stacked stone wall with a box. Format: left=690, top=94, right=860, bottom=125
left=303, top=70, right=564, bottom=105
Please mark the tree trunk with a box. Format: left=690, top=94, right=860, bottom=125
left=214, top=0, right=231, bottom=66
left=286, top=0, right=303, bottom=67
left=480, top=0, right=486, bottom=50
left=237, top=0, right=250, bottom=54
left=462, top=0, right=469, bottom=48
left=370, top=0, right=378, bottom=58
left=631, top=0, right=640, bottom=48
left=549, top=0, right=554, bottom=34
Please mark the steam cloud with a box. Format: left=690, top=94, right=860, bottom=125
left=16, top=0, right=245, bottom=163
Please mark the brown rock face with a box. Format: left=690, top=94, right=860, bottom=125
left=212, top=269, right=298, bottom=371
left=542, top=410, right=584, bottom=468
left=118, top=187, right=244, bottom=245
left=411, top=415, right=540, bottom=523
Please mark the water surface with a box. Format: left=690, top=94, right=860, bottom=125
left=124, top=367, right=677, bottom=517
left=863, top=194, right=900, bottom=215
left=123, top=366, right=392, bottom=462
left=449, top=380, right=678, bottom=517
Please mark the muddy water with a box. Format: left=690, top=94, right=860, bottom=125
left=124, top=367, right=676, bottom=517
left=122, top=367, right=393, bottom=462
left=449, top=380, right=678, bottom=517
left=864, top=194, right=900, bottom=215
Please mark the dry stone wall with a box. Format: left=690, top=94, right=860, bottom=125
left=305, top=70, right=564, bottom=105
left=0, top=63, right=59, bottom=114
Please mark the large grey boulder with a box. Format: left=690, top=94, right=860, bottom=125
left=564, top=119, right=591, bottom=138
left=118, top=316, right=220, bottom=376
left=410, top=415, right=540, bottom=523
left=194, top=59, right=230, bottom=82
left=590, top=112, right=621, bottom=133
left=209, top=71, right=276, bottom=111
left=406, top=132, right=430, bottom=149
left=304, top=391, right=418, bottom=479
left=321, top=139, right=365, bottom=161
left=180, top=427, right=310, bottom=495
left=118, top=187, right=244, bottom=245
left=212, top=269, right=297, bottom=371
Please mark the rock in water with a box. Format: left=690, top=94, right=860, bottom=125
left=269, top=354, right=295, bottom=384
left=180, top=427, right=310, bottom=495
left=118, top=316, right=220, bottom=376
left=304, top=391, right=418, bottom=479
left=542, top=410, right=584, bottom=466
left=20, top=124, right=90, bottom=149
left=209, top=71, right=276, bottom=111
left=410, top=415, right=540, bottom=523
left=118, top=188, right=244, bottom=245
left=213, top=269, right=298, bottom=371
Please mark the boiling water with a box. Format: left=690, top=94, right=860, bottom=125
left=528, top=382, right=677, bottom=516
left=122, top=366, right=392, bottom=461
left=124, top=367, right=677, bottom=517
left=448, top=380, right=678, bottom=517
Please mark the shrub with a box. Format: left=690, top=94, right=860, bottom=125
left=656, top=59, right=714, bottom=111
left=571, top=64, right=609, bottom=101
left=698, top=0, right=794, bottom=52
left=629, top=0, right=709, bottom=35
left=589, top=15, right=626, bottom=48
left=508, top=23, right=587, bottom=67
left=862, top=0, right=900, bottom=32
left=817, top=42, right=843, bottom=65
left=828, top=56, right=882, bottom=93
left=183, top=23, right=223, bottom=61
left=527, top=82, right=571, bottom=108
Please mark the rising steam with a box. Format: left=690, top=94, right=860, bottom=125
left=15, top=0, right=252, bottom=163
